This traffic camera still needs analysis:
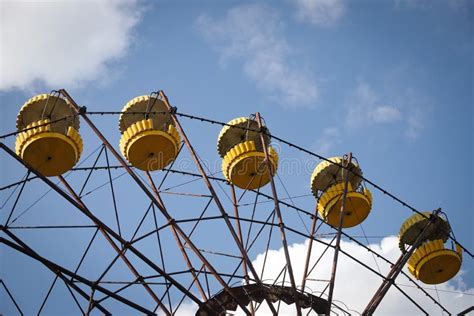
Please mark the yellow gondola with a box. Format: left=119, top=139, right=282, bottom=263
left=310, top=157, right=362, bottom=197
left=15, top=94, right=83, bottom=176
left=317, top=182, right=372, bottom=228
left=408, top=239, right=462, bottom=284
left=222, top=141, right=278, bottom=190
left=398, top=212, right=451, bottom=251
left=217, top=117, right=278, bottom=190
left=216, top=117, right=270, bottom=158
left=118, top=95, right=180, bottom=171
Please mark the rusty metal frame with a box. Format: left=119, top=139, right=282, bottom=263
left=255, top=112, right=302, bottom=315
left=0, top=90, right=458, bottom=314
left=363, top=208, right=443, bottom=315
left=0, top=142, right=203, bottom=315
left=58, top=89, right=252, bottom=314
left=325, top=153, right=352, bottom=314
left=160, top=91, right=279, bottom=315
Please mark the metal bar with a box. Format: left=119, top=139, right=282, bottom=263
left=226, top=209, right=276, bottom=287
left=160, top=90, right=278, bottom=315
left=104, top=147, right=122, bottom=237
left=174, top=265, right=211, bottom=313
left=0, top=114, right=76, bottom=140
left=301, top=206, right=318, bottom=291
left=58, top=175, right=171, bottom=315
left=326, top=153, right=352, bottom=315
left=157, top=142, right=184, bottom=189
left=150, top=205, right=173, bottom=312
left=260, top=209, right=277, bottom=281
left=0, top=142, right=201, bottom=311
left=76, top=280, right=167, bottom=285
left=458, top=306, right=474, bottom=316
left=61, top=277, right=86, bottom=315
left=5, top=170, right=31, bottom=226
left=230, top=185, right=251, bottom=285
left=86, top=288, right=96, bottom=315
left=0, top=279, right=24, bottom=315
left=71, top=227, right=100, bottom=280
left=94, top=279, right=137, bottom=305
left=0, top=233, right=115, bottom=315
left=146, top=171, right=208, bottom=301
left=363, top=208, right=443, bottom=315
left=255, top=264, right=288, bottom=313
left=131, top=215, right=221, bottom=246
left=204, top=266, right=212, bottom=299
left=78, top=145, right=105, bottom=196
left=38, top=275, right=59, bottom=314
left=0, top=174, right=39, bottom=191
left=95, top=251, right=122, bottom=285
left=244, top=187, right=260, bottom=251
left=392, top=284, right=428, bottom=315
left=157, top=283, right=173, bottom=315
left=180, top=198, right=214, bottom=246
left=255, top=112, right=302, bottom=316
left=8, top=225, right=97, bottom=230
left=307, top=236, right=337, bottom=278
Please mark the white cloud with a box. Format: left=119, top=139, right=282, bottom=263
left=394, top=0, right=434, bottom=10
left=159, top=301, right=197, bottom=316
left=394, top=0, right=469, bottom=10
left=0, top=0, right=142, bottom=91
left=196, top=4, right=318, bottom=108
left=246, top=236, right=472, bottom=315
left=294, top=0, right=346, bottom=27
left=162, top=237, right=472, bottom=314
left=370, top=105, right=402, bottom=123
left=345, top=81, right=430, bottom=139
left=406, top=109, right=424, bottom=139
left=346, top=82, right=404, bottom=128
left=314, top=127, right=341, bottom=156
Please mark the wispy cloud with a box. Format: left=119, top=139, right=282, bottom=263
left=394, top=0, right=470, bottom=10
left=293, top=0, right=346, bottom=27
left=394, top=0, right=434, bottom=10
left=406, top=108, right=424, bottom=139
left=0, top=0, right=142, bottom=91
left=371, top=105, right=402, bottom=123
left=314, top=127, right=341, bottom=156
left=196, top=4, right=318, bottom=108
left=345, top=81, right=427, bottom=139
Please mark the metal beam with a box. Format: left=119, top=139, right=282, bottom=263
left=230, top=184, right=256, bottom=315
left=363, top=208, right=443, bottom=315
left=326, top=153, right=352, bottom=315
left=145, top=171, right=208, bottom=301
left=0, top=231, right=147, bottom=315
left=255, top=112, right=302, bottom=316
left=0, top=279, right=24, bottom=315
left=301, top=206, right=319, bottom=291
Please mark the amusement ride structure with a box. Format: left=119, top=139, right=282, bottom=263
left=0, top=90, right=471, bottom=315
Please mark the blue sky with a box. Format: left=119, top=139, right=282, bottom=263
left=1, top=0, right=473, bottom=315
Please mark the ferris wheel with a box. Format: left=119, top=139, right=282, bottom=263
left=0, top=90, right=471, bottom=315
